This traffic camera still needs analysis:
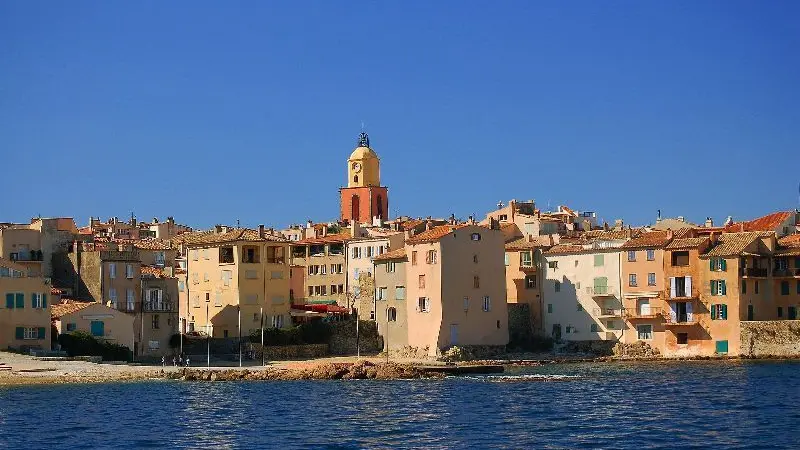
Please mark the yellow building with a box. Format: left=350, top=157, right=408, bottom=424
left=177, top=226, right=291, bottom=337
left=0, top=258, right=52, bottom=351
left=52, top=301, right=135, bottom=350
left=405, top=223, right=508, bottom=357
left=504, top=235, right=552, bottom=335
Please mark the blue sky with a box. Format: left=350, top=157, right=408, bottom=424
left=2, top=1, right=799, bottom=230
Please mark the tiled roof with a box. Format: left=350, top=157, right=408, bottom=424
left=373, top=247, right=408, bottom=262
left=177, top=228, right=287, bottom=246
left=774, top=247, right=800, bottom=257
left=505, top=236, right=553, bottom=251
left=725, top=211, right=793, bottom=233
left=620, top=231, right=672, bottom=249
left=665, top=237, right=709, bottom=250
left=51, top=301, right=95, bottom=318
left=702, top=232, right=763, bottom=257
left=673, top=227, right=695, bottom=238
left=0, top=257, right=30, bottom=273
left=399, top=219, right=424, bottom=231
left=777, top=234, right=800, bottom=248
left=141, top=265, right=166, bottom=278
left=50, top=287, right=64, bottom=295
left=294, top=231, right=352, bottom=245
left=581, top=229, right=638, bottom=242
left=544, top=244, right=585, bottom=255
left=406, top=224, right=466, bottom=244
left=134, top=239, right=174, bottom=250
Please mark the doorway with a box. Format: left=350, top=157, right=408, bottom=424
left=450, top=324, right=459, bottom=346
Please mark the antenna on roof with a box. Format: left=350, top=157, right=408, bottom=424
left=237, top=219, right=240, bottom=228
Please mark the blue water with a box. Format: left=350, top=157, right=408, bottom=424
left=2, top=360, right=799, bottom=449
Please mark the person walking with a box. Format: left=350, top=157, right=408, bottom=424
left=172, top=356, right=176, bottom=367
left=185, top=357, right=190, bottom=367
left=161, top=356, right=165, bottom=367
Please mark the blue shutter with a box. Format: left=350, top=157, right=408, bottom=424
left=42, top=294, right=47, bottom=308
left=31, top=293, right=36, bottom=308
left=722, top=304, right=728, bottom=320
left=15, top=293, right=24, bottom=308
left=721, top=259, right=727, bottom=271
left=15, top=327, right=24, bottom=339
left=5, top=293, right=14, bottom=309
left=38, top=327, right=46, bottom=339
left=715, top=340, right=729, bottom=354
left=710, top=259, right=715, bottom=271
left=721, top=281, right=727, bottom=296
left=711, top=304, right=717, bottom=320
left=710, top=280, right=717, bottom=295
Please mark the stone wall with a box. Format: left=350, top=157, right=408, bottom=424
left=254, top=344, right=329, bottom=360
left=740, top=320, right=800, bottom=357
left=329, top=320, right=383, bottom=355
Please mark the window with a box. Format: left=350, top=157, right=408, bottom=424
left=547, top=261, right=558, bottom=269
left=395, top=286, right=406, bottom=300
left=418, top=297, right=430, bottom=312
left=590, top=324, right=599, bottom=332
left=418, top=275, right=426, bottom=289
left=271, top=315, right=284, bottom=328
left=308, top=286, right=314, bottom=297
left=203, top=249, right=210, bottom=260
left=126, top=264, right=134, bottom=279
left=547, top=304, right=553, bottom=313
left=742, top=280, right=747, bottom=294
left=178, top=280, right=185, bottom=292
left=755, top=281, right=759, bottom=294
left=192, top=250, right=198, bottom=261
left=525, top=275, right=536, bottom=289
left=647, top=273, right=656, bottom=286
left=473, top=276, right=480, bottom=289
left=152, top=315, right=160, bottom=329
left=192, top=272, right=199, bottom=284
left=242, top=246, right=259, bottom=263
left=23, top=327, right=42, bottom=340
left=270, top=271, right=283, bottom=279
left=521, top=252, right=533, bottom=267
left=352, top=247, right=362, bottom=259
left=780, top=281, right=790, bottom=295
left=504, top=254, right=509, bottom=266
left=155, top=251, right=166, bottom=265
left=219, top=247, right=233, bottom=263
left=627, top=251, right=636, bottom=262
left=386, top=262, right=396, bottom=273
left=245, top=270, right=258, bottom=279
left=109, top=263, right=117, bottom=279
left=646, top=249, right=655, bottom=261
left=677, top=333, right=688, bottom=345
left=710, top=304, right=728, bottom=320
left=266, top=246, right=285, bottom=264
left=222, top=270, right=232, bottom=286
left=109, top=288, right=118, bottom=308
left=377, top=287, right=387, bottom=301
left=193, top=294, right=200, bottom=308
left=672, top=251, right=689, bottom=266
left=203, top=272, right=209, bottom=282
left=426, top=250, right=437, bottom=264
left=214, top=293, right=222, bottom=306
left=473, top=254, right=478, bottom=263
left=463, top=297, right=469, bottom=311
left=320, top=285, right=327, bottom=295
left=471, top=233, right=481, bottom=241
left=554, top=280, right=561, bottom=292
left=482, top=296, right=491, bottom=312
left=710, top=258, right=727, bottom=271
left=90, top=320, right=104, bottom=337
left=387, top=307, right=397, bottom=322
left=637, top=325, right=653, bottom=340
left=710, top=280, right=727, bottom=296
left=411, top=251, right=417, bottom=266
left=594, top=254, right=604, bottom=267
left=126, top=289, right=135, bottom=311
left=777, top=307, right=783, bottom=318
left=66, top=323, right=77, bottom=332
left=367, top=246, right=374, bottom=258
left=629, top=274, right=637, bottom=287
left=789, top=306, right=797, bottom=320
left=31, top=293, right=44, bottom=308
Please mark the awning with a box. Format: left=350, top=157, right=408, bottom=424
left=305, top=299, right=339, bottom=305
left=290, top=310, right=324, bottom=317
left=292, top=304, right=349, bottom=314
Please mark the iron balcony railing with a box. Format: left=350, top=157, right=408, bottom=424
left=624, top=307, right=663, bottom=319
left=740, top=268, right=768, bottom=277
left=143, top=301, right=175, bottom=312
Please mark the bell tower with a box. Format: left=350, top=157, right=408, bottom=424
left=340, top=132, right=389, bottom=225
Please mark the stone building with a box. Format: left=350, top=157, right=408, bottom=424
left=372, top=248, right=409, bottom=352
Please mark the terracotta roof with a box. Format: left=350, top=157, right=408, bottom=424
left=620, top=231, right=672, bottom=249
left=702, top=232, right=763, bottom=257
left=774, top=247, right=800, bottom=257
left=51, top=301, right=95, bottom=318
left=777, top=234, right=800, bottom=248
left=293, top=231, right=352, bottom=245
left=581, top=229, right=638, bottom=242
left=727, top=211, right=793, bottom=233
left=399, top=219, right=424, bottom=231
left=50, top=287, right=64, bottom=295
left=665, top=237, right=709, bottom=250
left=0, top=257, right=30, bottom=273
left=544, top=244, right=585, bottom=255
left=406, top=224, right=468, bottom=244
left=673, top=227, right=695, bottom=238
left=373, top=247, right=408, bottom=262
left=178, top=228, right=287, bottom=246
left=77, top=226, right=93, bottom=235
left=134, top=239, right=174, bottom=250
left=505, top=236, right=553, bottom=251
left=141, top=265, right=166, bottom=278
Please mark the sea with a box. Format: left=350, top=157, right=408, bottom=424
left=1, top=360, right=799, bottom=449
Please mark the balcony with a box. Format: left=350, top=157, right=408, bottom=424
left=100, top=250, right=140, bottom=261
left=143, top=301, right=175, bottom=312
left=520, top=263, right=536, bottom=272
left=772, top=268, right=800, bottom=277
left=664, top=315, right=699, bottom=326
left=10, top=251, right=44, bottom=262
left=586, top=286, right=616, bottom=298
left=625, top=307, right=663, bottom=320
left=740, top=268, right=768, bottom=277
left=593, top=308, right=623, bottom=318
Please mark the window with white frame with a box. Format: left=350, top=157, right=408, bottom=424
left=214, top=293, right=222, bottom=307
left=125, top=264, right=134, bottom=279
left=23, top=327, right=40, bottom=339
left=222, top=270, right=232, bottom=286
left=203, top=272, right=209, bottom=282
left=426, top=250, right=437, bottom=264
left=418, top=297, right=430, bottom=312
left=367, top=246, right=374, bottom=258
left=646, top=249, right=655, bottom=261
left=637, top=324, right=653, bottom=340
left=629, top=274, right=637, bottom=287
left=32, top=293, right=44, bottom=308
left=627, top=251, right=636, bottom=262
left=109, top=288, right=118, bottom=308
left=521, top=251, right=533, bottom=267
left=155, top=251, right=166, bottom=265
left=463, top=297, right=469, bottom=311
left=109, top=263, right=117, bottom=279
left=387, top=307, right=397, bottom=322
left=387, top=262, right=396, bottom=273
left=395, top=286, right=406, bottom=300
left=271, top=314, right=284, bottom=328
left=482, top=296, right=491, bottom=312
left=127, top=289, right=135, bottom=311
left=377, top=287, right=387, bottom=301
left=647, top=273, right=656, bottom=286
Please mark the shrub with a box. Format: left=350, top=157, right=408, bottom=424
left=248, top=320, right=333, bottom=346
left=169, top=334, right=181, bottom=349
left=58, top=331, right=133, bottom=361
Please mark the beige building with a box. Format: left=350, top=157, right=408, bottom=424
left=504, top=235, right=553, bottom=335
left=177, top=226, right=291, bottom=337
left=0, top=258, right=52, bottom=351
left=373, top=248, right=408, bottom=352
left=0, top=217, right=78, bottom=278
left=290, top=231, right=351, bottom=308
left=346, top=226, right=405, bottom=318
left=405, top=223, right=508, bottom=356
left=52, top=301, right=135, bottom=350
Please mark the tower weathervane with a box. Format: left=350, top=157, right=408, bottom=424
left=357, top=131, right=370, bottom=148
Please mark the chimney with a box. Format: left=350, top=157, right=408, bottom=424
left=710, top=232, right=719, bottom=245
left=214, top=225, right=222, bottom=233
left=614, top=219, right=624, bottom=230
left=449, top=214, right=456, bottom=225
left=667, top=229, right=674, bottom=240
left=740, top=223, right=745, bottom=232
left=258, top=224, right=265, bottom=238
left=425, top=221, right=433, bottom=231
left=677, top=216, right=685, bottom=222
left=306, top=220, right=313, bottom=229
left=268, top=227, right=274, bottom=235
left=130, top=217, right=137, bottom=227
left=153, top=217, right=159, bottom=224
left=468, top=216, right=476, bottom=225
left=705, top=217, right=714, bottom=228
left=322, top=225, right=328, bottom=237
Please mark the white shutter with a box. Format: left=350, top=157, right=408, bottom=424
left=669, top=301, right=677, bottom=322
left=685, top=276, right=692, bottom=297
left=686, top=302, right=693, bottom=321
left=669, top=277, right=676, bottom=298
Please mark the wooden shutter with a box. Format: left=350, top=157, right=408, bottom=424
left=721, top=259, right=727, bottom=271
left=15, top=327, right=24, bottom=340
left=15, top=293, right=24, bottom=308
left=5, top=293, right=14, bottom=309
left=668, top=301, right=677, bottom=322
left=722, top=304, right=728, bottom=320
left=686, top=302, right=693, bottom=321
left=710, top=259, right=715, bottom=271
left=686, top=276, right=692, bottom=297
left=721, top=280, right=727, bottom=295
left=42, top=294, right=47, bottom=308
left=31, top=293, right=36, bottom=308
left=670, top=277, right=676, bottom=298
left=38, top=327, right=46, bottom=339
left=711, top=304, right=717, bottom=320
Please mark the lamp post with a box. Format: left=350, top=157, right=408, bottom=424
left=206, top=300, right=210, bottom=368
left=238, top=304, right=242, bottom=368
left=348, top=287, right=361, bottom=359
left=260, top=306, right=265, bottom=366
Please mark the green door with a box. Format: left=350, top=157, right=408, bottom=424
left=715, top=340, right=729, bottom=354
left=90, top=320, right=105, bottom=337
left=747, top=305, right=754, bottom=321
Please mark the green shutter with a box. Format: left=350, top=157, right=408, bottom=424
left=5, top=293, right=14, bottom=309
left=711, top=304, right=717, bottom=320
left=710, top=259, right=715, bottom=271
left=715, top=340, right=729, bottom=354
left=15, top=293, right=24, bottom=308
left=15, top=327, right=24, bottom=339
left=711, top=280, right=717, bottom=295
left=38, top=327, right=46, bottom=339
left=42, top=294, right=47, bottom=308
left=721, top=259, right=727, bottom=271
left=721, top=280, right=727, bottom=295
left=722, top=304, right=728, bottom=320
left=31, top=293, right=36, bottom=308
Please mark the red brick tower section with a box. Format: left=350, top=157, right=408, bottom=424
left=340, top=185, right=389, bottom=224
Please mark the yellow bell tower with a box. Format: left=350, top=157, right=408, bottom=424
left=347, top=132, right=380, bottom=187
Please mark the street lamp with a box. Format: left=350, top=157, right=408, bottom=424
left=347, top=287, right=361, bottom=358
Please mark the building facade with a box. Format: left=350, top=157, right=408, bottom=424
left=373, top=248, right=408, bottom=352
left=52, top=301, right=135, bottom=351
left=0, top=258, right=51, bottom=351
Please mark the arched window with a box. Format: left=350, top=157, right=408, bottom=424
left=353, top=175, right=359, bottom=183
left=351, top=194, right=360, bottom=221
left=387, top=307, right=397, bottom=322
left=376, top=194, right=384, bottom=218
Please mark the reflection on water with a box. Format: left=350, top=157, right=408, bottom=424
left=1, top=360, right=799, bottom=449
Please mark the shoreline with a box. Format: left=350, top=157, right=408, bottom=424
left=2, top=352, right=799, bottom=387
